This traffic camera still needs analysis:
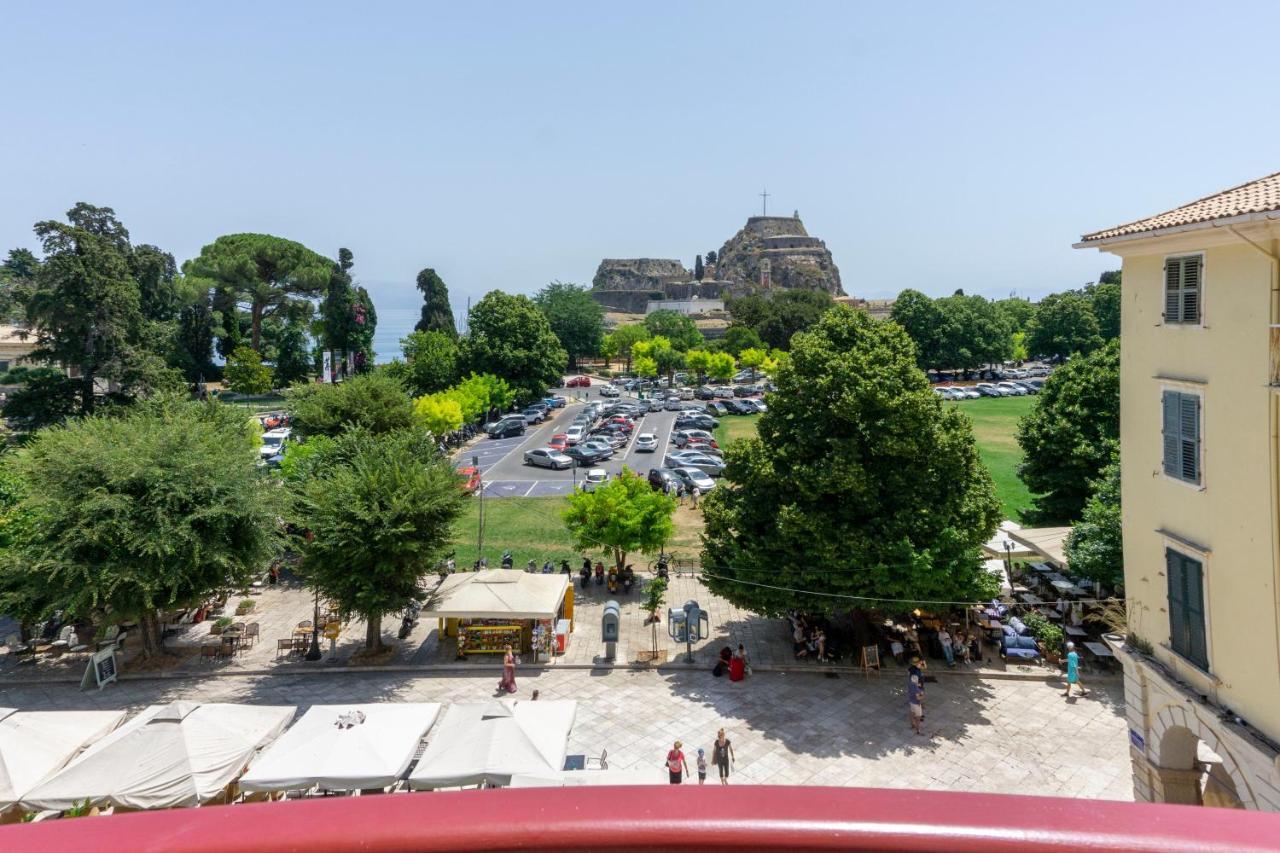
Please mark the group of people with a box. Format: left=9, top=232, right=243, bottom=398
left=666, top=729, right=735, bottom=784
left=935, top=626, right=983, bottom=668
left=789, top=613, right=832, bottom=662
left=661, top=479, right=701, bottom=508
left=713, top=644, right=750, bottom=681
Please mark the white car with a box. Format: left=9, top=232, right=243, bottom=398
left=634, top=433, right=659, bottom=452
left=581, top=468, right=609, bottom=492
left=524, top=448, right=573, bottom=469
left=598, top=385, right=620, bottom=398
left=996, top=382, right=1027, bottom=396
left=565, top=425, right=586, bottom=445
left=664, top=397, right=685, bottom=411
left=260, top=428, right=291, bottom=459
left=674, top=467, right=716, bottom=493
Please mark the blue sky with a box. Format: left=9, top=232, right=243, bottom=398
left=3, top=2, right=1280, bottom=312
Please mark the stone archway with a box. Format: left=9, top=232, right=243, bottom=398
left=1149, top=704, right=1256, bottom=809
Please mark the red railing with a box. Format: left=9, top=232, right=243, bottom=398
left=3, top=786, right=1276, bottom=852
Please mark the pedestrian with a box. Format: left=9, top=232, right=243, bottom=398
left=938, top=626, right=955, bottom=667
left=676, top=483, right=686, bottom=505
left=696, top=748, right=707, bottom=784
left=712, top=728, right=735, bottom=784
left=690, top=486, right=700, bottom=508
left=497, top=644, right=517, bottom=694
left=666, top=740, right=689, bottom=784
left=1063, top=641, right=1087, bottom=699
left=907, top=656, right=926, bottom=735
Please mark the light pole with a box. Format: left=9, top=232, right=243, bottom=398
left=474, top=455, right=484, bottom=563
left=305, top=586, right=322, bottom=661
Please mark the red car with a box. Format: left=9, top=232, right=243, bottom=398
left=566, top=375, right=591, bottom=388
left=456, top=466, right=482, bottom=494
left=605, top=417, right=634, bottom=431
left=547, top=434, right=568, bottom=452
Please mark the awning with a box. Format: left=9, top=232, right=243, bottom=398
left=1007, top=527, right=1073, bottom=568
left=408, top=700, right=576, bottom=789
left=423, top=570, right=569, bottom=620
left=508, top=768, right=666, bottom=787
left=0, top=708, right=127, bottom=810
left=239, top=703, right=441, bottom=793
left=981, top=520, right=1038, bottom=559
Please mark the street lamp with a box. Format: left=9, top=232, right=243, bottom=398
left=305, top=586, right=322, bottom=661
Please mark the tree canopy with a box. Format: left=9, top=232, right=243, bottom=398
left=320, top=248, right=377, bottom=374
left=286, top=371, right=415, bottom=438
left=224, top=345, right=274, bottom=394
left=1063, top=454, right=1123, bottom=587
left=1017, top=338, right=1119, bottom=520
left=1083, top=281, right=1120, bottom=341
left=292, top=428, right=465, bottom=652
left=604, top=324, right=650, bottom=373
left=726, top=290, right=832, bottom=350
left=399, top=330, right=460, bottom=396
left=643, top=309, right=702, bottom=351
left=2, top=398, right=283, bottom=656
left=414, top=268, right=457, bottom=338
left=534, top=280, right=604, bottom=368
left=1025, top=291, right=1102, bottom=361
left=889, top=290, right=1012, bottom=373
left=721, top=324, right=764, bottom=357
left=563, top=467, right=675, bottom=573
left=701, top=305, right=1001, bottom=615
left=461, top=290, right=567, bottom=404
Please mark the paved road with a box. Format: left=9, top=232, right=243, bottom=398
left=460, top=382, right=679, bottom=498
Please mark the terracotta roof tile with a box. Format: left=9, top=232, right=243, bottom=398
left=1080, top=170, right=1280, bottom=242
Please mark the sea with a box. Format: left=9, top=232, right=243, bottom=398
left=371, top=307, right=420, bottom=364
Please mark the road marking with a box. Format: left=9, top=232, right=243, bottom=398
left=524, top=482, right=538, bottom=497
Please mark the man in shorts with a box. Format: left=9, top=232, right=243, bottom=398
left=907, top=655, right=925, bottom=735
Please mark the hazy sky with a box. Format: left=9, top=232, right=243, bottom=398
left=4, top=2, right=1280, bottom=311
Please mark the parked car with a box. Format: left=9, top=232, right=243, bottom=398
left=634, top=433, right=659, bottom=452
left=486, top=417, right=526, bottom=438
left=672, top=466, right=716, bottom=493
left=705, top=402, right=729, bottom=417
left=738, top=398, right=767, bottom=413
left=974, top=383, right=1004, bottom=398
left=581, top=468, right=609, bottom=492
left=260, top=427, right=291, bottom=460
left=565, top=425, right=586, bottom=445
left=677, top=388, right=694, bottom=400
left=723, top=399, right=757, bottom=414
left=588, top=429, right=628, bottom=447
left=1027, top=378, right=1046, bottom=390
left=547, top=433, right=569, bottom=452
left=644, top=398, right=665, bottom=412
left=599, top=385, right=620, bottom=397
left=544, top=395, right=567, bottom=408
left=675, top=414, right=719, bottom=431
left=565, top=375, right=592, bottom=388
left=673, top=429, right=717, bottom=448
left=566, top=444, right=611, bottom=466
left=733, top=385, right=759, bottom=397
left=522, top=407, right=547, bottom=424
left=713, top=386, right=735, bottom=398
left=996, top=382, right=1027, bottom=396
left=524, top=447, right=572, bottom=469
left=647, top=467, right=678, bottom=492
left=664, top=452, right=725, bottom=476
left=1010, top=381, right=1038, bottom=394
left=456, top=465, right=482, bottom=494
left=663, top=397, right=685, bottom=411
left=696, top=385, right=716, bottom=400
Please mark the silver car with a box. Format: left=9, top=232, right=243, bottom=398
left=674, top=467, right=716, bottom=493
left=664, top=452, right=725, bottom=477
left=634, top=433, right=659, bottom=452
left=524, top=448, right=573, bottom=469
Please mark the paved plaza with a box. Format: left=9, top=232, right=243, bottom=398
left=0, top=666, right=1133, bottom=800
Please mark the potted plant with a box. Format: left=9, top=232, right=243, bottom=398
left=235, top=599, right=255, bottom=616
left=210, top=616, right=233, bottom=636
left=1039, top=623, right=1065, bottom=663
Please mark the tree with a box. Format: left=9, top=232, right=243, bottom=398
left=994, top=297, right=1036, bottom=335
left=1026, top=292, right=1102, bottom=361
left=534, top=281, right=604, bottom=369
left=684, top=349, right=711, bottom=385
left=6, top=398, right=283, bottom=657
left=1010, top=330, right=1029, bottom=363
left=451, top=373, right=515, bottom=423
left=563, top=467, right=675, bottom=575
left=706, top=351, right=735, bottom=383
left=738, top=347, right=767, bottom=380
left=2, top=371, right=81, bottom=432
left=1083, top=281, right=1121, bottom=341
left=224, top=345, right=274, bottom=394
left=705, top=249, right=717, bottom=265
left=414, top=268, right=457, bottom=338
left=1017, top=338, right=1119, bottom=520
left=607, top=324, right=650, bottom=373
left=170, top=288, right=217, bottom=382
left=293, top=429, right=465, bottom=652
left=413, top=392, right=464, bottom=437
left=461, top=291, right=567, bottom=404
left=700, top=305, right=1001, bottom=614
left=694, top=255, right=704, bottom=281
left=934, top=294, right=1013, bottom=375
left=1099, top=270, right=1121, bottom=286
left=286, top=371, right=415, bottom=438
left=889, top=288, right=945, bottom=371
left=321, top=249, right=377, bottom=373
left=721, top=324, right=764, bottom=357
left=599, top=335, right=619, bottom=369
left=643, top=309, right=702, bottom=351
left=728, top=291, right=834, bottom=351
left=0, top=248, right=39, bottom=324
left=185, top=233, right=331, bottom=352
left=261, top=318, right=312, bottom=386
left=400, top=330, right=460, bottom=395
left=1063, top=455, right=1123, bottom=587
left=633, top=335, right=682, bottom=383
left=633, top=355, right=658, bottom=380
left=131, top=244, right=180, bottom=322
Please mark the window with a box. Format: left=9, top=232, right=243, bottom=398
left=1162, top=390, right=1201, bottom=484
left=1164, top=255, right=1202, bottom=324
left=1166, top=548, right=1208, bottom=670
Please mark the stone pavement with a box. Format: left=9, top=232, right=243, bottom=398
left=0, top=667, right=1133, bottom=800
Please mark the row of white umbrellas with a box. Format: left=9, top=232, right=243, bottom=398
left=1, top=697, right=596, bottom=813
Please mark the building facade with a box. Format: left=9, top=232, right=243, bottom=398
left=1077, top=172, right=1280, bottom=810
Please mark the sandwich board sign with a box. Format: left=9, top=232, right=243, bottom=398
left=80, top=648, right=118, bottom=691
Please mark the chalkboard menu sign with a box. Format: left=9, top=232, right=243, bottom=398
left=80, top=648, right=119, bottom=691
left=860, top=644, right=880, bottom=677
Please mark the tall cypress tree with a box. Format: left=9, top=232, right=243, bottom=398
left=415, top=268, right=457, bottom=338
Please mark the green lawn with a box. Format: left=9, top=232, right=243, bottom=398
left=713, top=413, right=761, bottom=448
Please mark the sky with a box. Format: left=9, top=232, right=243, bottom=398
left=4, top=2, right=1280, bottom=314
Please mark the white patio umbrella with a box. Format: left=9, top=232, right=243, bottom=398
left=508, top=767, right=666, bottom=787
left=0, top=708, right=127, bottom=811
left=408, top=699, right=577, bottom=789
left=21, top=701, right=294, bottom=811
left=239, top=703, right=441, bottom=793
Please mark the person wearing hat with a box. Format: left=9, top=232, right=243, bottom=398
left=666, top=740, right=689, bottom=784
left=696, top=748, right=707, bottom=784
left=1063, top=641, right=1087, bottom=699
left=907, top=655, right=926, bottom=735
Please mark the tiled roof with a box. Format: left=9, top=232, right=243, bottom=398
left=1080, top=170, right=1280, bottom=242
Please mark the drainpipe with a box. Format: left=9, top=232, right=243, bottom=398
left=1221, top=222, right=1280, bottom=687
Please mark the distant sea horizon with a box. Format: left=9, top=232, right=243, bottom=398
left=371, top=306, right=419, bottom=364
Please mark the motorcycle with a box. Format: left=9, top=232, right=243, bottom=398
left=560, top=559, right=571, bottom=575
left=526, top=559, right=537, bottom=573
left=542, top=560, right=554, bottom=574
left=607, top=568, right=619, bottom=594
left=622, top=565, right=635, bottom=594
left=579, top=566, right=592, bottom=589
left=501, top=551, right=514, bottom=570
left=656, top=556, right=670, bottom=580
left=594, top=561, right=605, bottom=586
left=398, top=599, right=422, bottom=639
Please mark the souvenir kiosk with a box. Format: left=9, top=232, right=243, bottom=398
left=423, top=570, right=574, bottom=660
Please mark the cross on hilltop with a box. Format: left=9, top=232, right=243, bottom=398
left=759, top=188, right=770, bottom=216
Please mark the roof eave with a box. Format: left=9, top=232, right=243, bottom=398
left=1074, top=210, right=1280, bottom=249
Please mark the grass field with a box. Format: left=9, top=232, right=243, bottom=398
left=713, top=413, right=761, bottom=448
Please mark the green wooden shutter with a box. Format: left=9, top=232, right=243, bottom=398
left=1181, top=256, right=1201, bottom=323
left=1166, top=549, right=1187, bottom=657
left=1162, top=391, right=1180, bottom=476
left=1165, top=259, right=1183, bottom=322
left=1184, top=556, right=1207, bottom=668
left=1178, top=393, right=1200, bottom=484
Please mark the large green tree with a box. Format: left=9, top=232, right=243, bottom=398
left=563, top=467, right=675, bottom=574
left=319, top=248, right=377, bottom=373
left=643, top=309, right=703, bottom=351
left=534, top=281, right=604, bottom=368
left=1083, top=281, right=1121, bottom=341
left=286, top=371, right=416, bottom=438
left=1063, top=454, right=1123, bottom=587
left=889, top=288, right=945, bottom=371
left=0, top=248, right=39, bottom=324
left=293, top=428, right=466, bottom=652
left=400, top=330, right=460, bottom=396
left=721, top=324, right=764, bottom=358
left=701, top=305, right=1001, bottom=614
left=461, top=290, right=567, bottom=404
left=262, top=317, right=312, bottom=386
left=4, top=398, right=282, bottom=656
left=727, top=291, right=833, bottom=350
left=605, top=324, right=650, bottom=373
left=1017, top=338, right=1119, bottom=520
left=1026, top=291, right=1102, bottom=361
left=185, top=233, right=331, bottom=352
left=934, top=294, right=1013, bottom=375
left=994, top=297, right=1036, bottom=335
left=414, top=268, right=457, bottom=338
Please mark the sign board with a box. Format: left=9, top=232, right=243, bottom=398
left=322, top=350, right=333, bottom=383
left=80, top=648, right=119, bottom=691
left=860, top=645, right=880, bottom=677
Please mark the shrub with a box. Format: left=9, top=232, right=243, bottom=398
left=235, top=599, right=255, bottom=615
left=224, top=346, right=274, bottom=395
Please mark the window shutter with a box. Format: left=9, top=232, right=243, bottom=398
left=1166, top=549, right=1187, bottom=655
left=1185, top=557, right=1208, bottom=668
left=1162, top=391, right=1180, bottom=476
left=1178, top=394, right=1200, bottom=483
left=1165, top=259, right=1183, bottom=322
left=1181, top=257, right=1201, bottom=323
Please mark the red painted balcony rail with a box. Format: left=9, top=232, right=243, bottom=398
left=3, top=786, right=1278, bottom=852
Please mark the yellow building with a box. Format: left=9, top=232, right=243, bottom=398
left=1077, top=171, right=1280, bottom=810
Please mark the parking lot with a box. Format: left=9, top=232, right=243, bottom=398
left=456, top=380, right=682, bottom=498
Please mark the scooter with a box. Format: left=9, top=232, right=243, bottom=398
left=560, top=559, right=571, bottom=574
left=622, top=565, right=634, bottom=594
left=579, top=566, right=592, bottom=589
left=526, top=559, right=537, bottom=573
left=398, top=599, right=422, bottom=639
left=594, top=562, right=605, bottom=586
left=501, top=551, right=514, bottom=569
left=607, top=568, right=619, bottom=594
left=542, top=560, right=554, bottom=574
left=656, top=556, right=669, bottom=580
